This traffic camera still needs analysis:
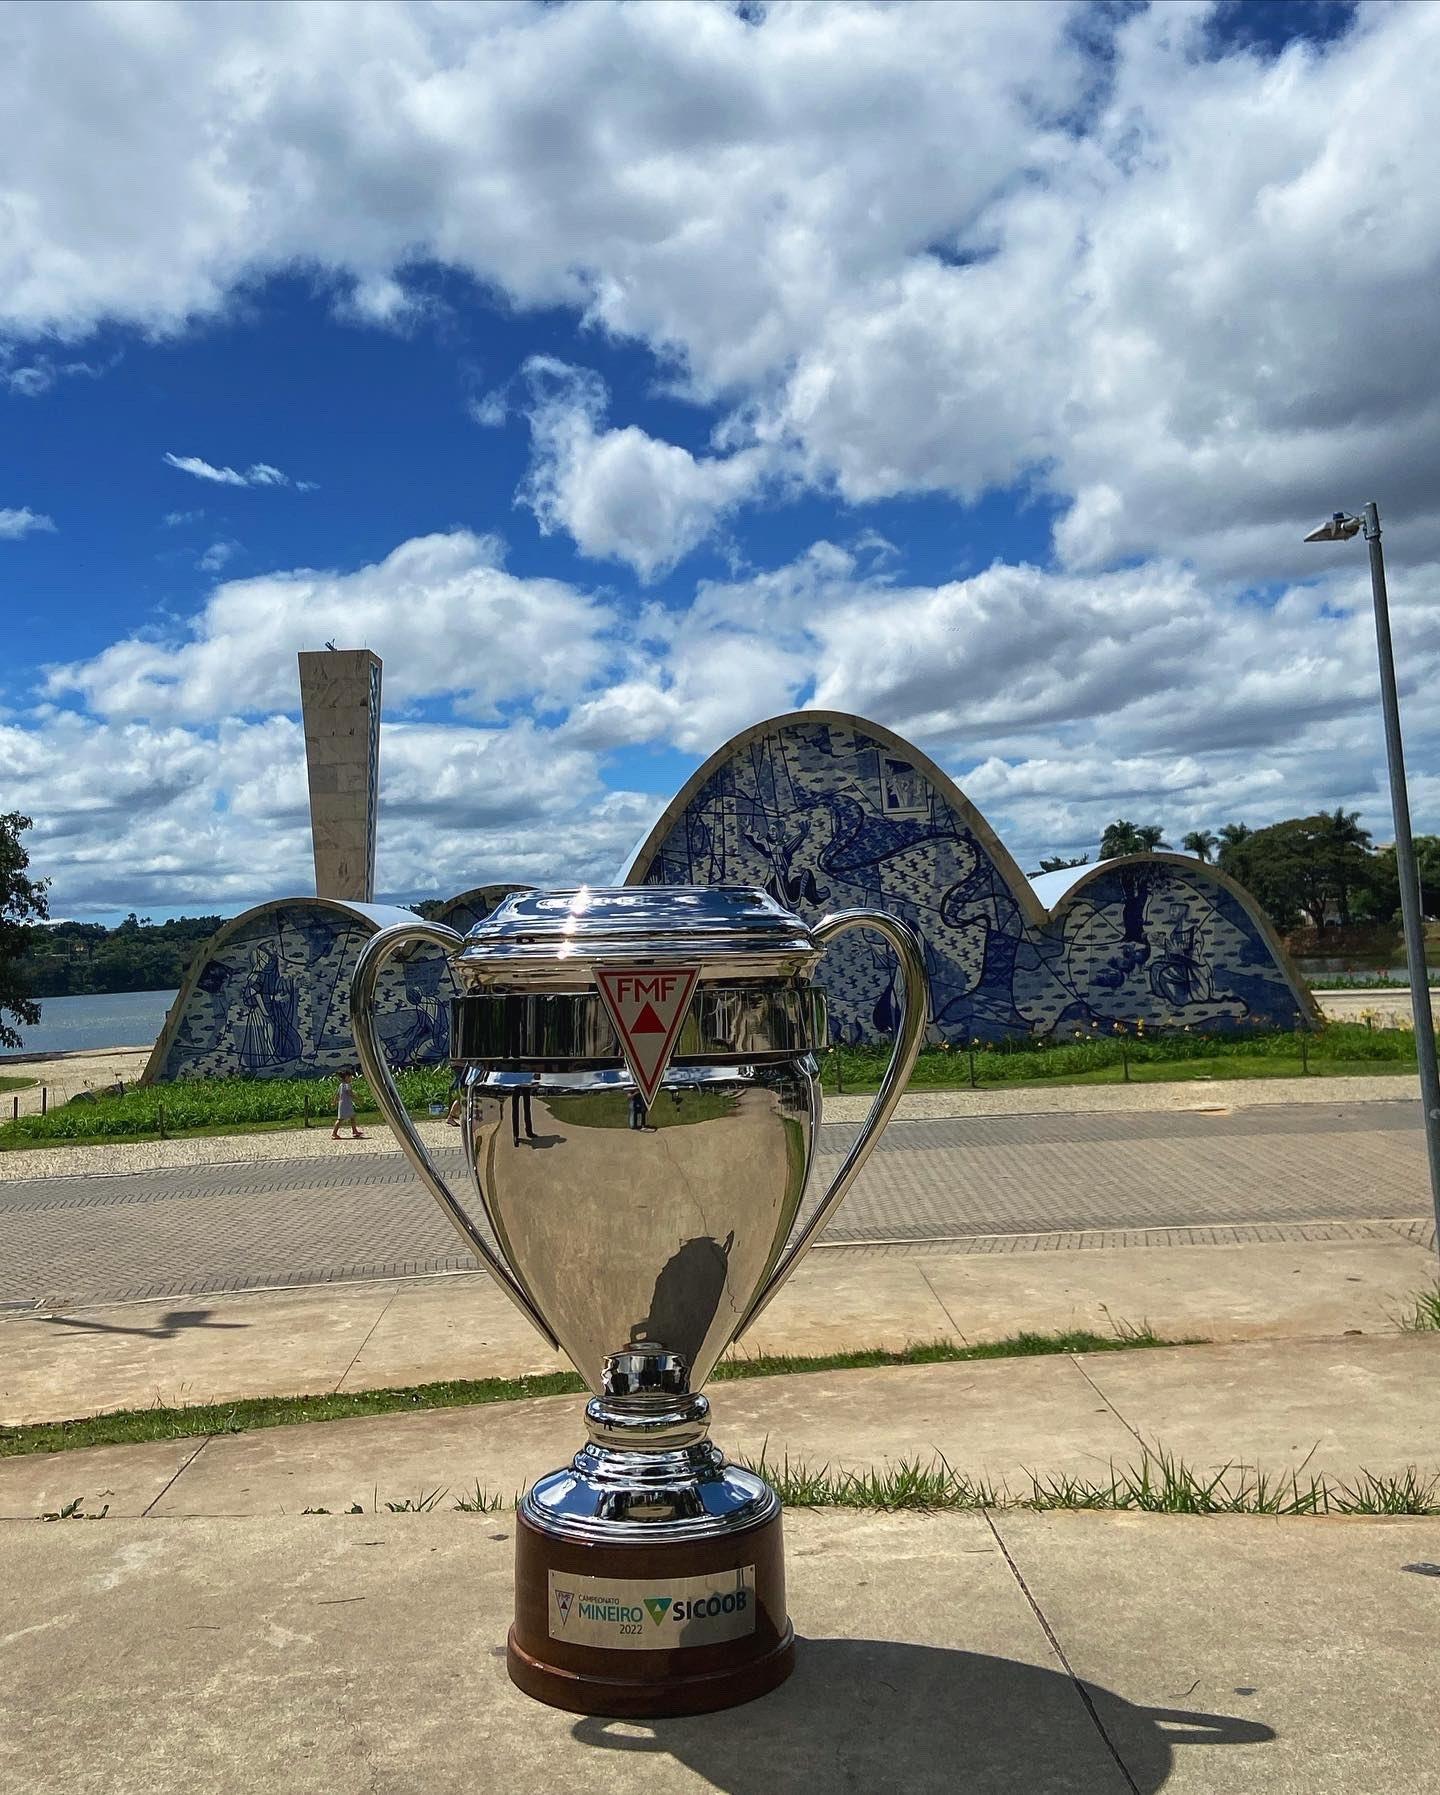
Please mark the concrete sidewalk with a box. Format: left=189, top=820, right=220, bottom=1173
left=4, top=1222, right=1435, bottom=1427
left=4, top=1332, right=1437, bottom=1522
left=5, top=1327, right=1437, bottom=1792
left=4, top=1502, right=1438, bottom=1792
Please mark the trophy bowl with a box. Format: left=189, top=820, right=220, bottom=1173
left=351, top=885, right=926, bottom=1716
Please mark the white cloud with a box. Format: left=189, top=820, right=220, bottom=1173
left=10, top=518, right=1440, bottom=909
left=468, top=390, right=508, bottom=428
left=558, top=535, right=1440, bottom=868
left=5, top=4, right=1437, bottom=575
left=197, top=539, right=239, bottom=573
left=45, top=529, right=615, bottom=724
left=0, top=506, right=55, bottom=539
left=1, top=346, right=114, bottom=396
left=4, top=364, right=52, bottom=398
left=519, top=359, right=768, bottom=579
left=163, top=453, right=247, bottom=488
left=163, top=453, right=314, bottom=490
left=0, top=709, right=662, bottom=916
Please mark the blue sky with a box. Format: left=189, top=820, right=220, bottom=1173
left=4, top=0, right=1438, bottom=922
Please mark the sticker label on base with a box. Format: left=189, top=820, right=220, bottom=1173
left=547, top=1566, right=756, bottom=1651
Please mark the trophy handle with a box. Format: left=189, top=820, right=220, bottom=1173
left=736, top=907, right=928, bottom=1337
left=350, top=921, right=559, bottom=1348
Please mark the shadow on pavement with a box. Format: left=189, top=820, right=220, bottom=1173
left=571, top=1638, right=1274, bottom=1793
left=32, top=1307, right=249, bottom=1341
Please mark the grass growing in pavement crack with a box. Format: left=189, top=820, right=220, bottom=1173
left=737, top=1450, right=1440, bottom=1516
left=0, top=1326, right=1181, bottom=1459
left=40, top=1452, right=1440, bottom=1522
left=1396, top=1282, right=1440, bottom=1332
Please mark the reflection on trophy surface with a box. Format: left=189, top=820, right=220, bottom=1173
left=351, top=885, right=926, bottom=1717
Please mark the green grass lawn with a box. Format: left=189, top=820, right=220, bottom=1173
left=1306, top=973, right=1440, bottom=990
left=0, top=1074, right=37, bottom=1094
left=1, top=1326, right=1176, bottom=1459
left=0, top=1023, right=1422, bottom=1152
left=984, top=1055, right=1411, bottom=1090
left=0, top=1064, right=454, bottom=1151
left=820, top=1020, right=1419, bottom=1095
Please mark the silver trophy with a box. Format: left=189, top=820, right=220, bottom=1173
left=351, top=885, right=925, bottom=1716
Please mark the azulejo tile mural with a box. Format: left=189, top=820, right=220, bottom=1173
left=433, top=884, right=532, bottom=935
left=148, top=712, right=1314, bottom=1081
left=146, top=892, right=528, bottom=1083
left=625, top=712, right=1316, bottom=1045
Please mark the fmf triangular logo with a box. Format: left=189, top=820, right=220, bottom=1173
left=643, top=1596, right=672, bottom=1626
left=594, top=965, right=699, bottom=1106
left=554, top=1589, right=574, bottom=1627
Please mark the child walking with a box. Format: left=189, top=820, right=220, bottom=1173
left=332, top=1068, right=366, bottom=1141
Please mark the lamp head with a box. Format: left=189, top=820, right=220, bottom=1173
left=1304, top=512, right=1363, bottom=543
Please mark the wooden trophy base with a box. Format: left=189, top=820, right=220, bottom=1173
left=507, top=1501, right=794, bottom=1717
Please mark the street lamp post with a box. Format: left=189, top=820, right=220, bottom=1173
left=1305, top=501, right=1440, bottom=1253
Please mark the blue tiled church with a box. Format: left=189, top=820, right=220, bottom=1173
left=147, top=713, right=1313, bottom=1081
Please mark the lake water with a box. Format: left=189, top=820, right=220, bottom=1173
left=1, top=988, right=178, bottom=1058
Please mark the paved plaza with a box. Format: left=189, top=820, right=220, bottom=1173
left=4, top=1091, right=1438, bottom=1795
left=0, top=1099, right=1431, bottom=1309
left=11, top=1507, right=1439, bottom=1795
left=5, top=1341, right=1440, bottom=1793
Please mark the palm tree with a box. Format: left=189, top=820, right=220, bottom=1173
left=1319, top=805, right=1373, bottom=926
left=1182, top=830, right=1219, bottom=862
left=1321, top=805, right=1371, bottom=852
left=1100, top=819, right=1144, bottom=859
left=1100, top=820, right=1169, bottom=859
left=1218, top=823, right=1252, bottom=849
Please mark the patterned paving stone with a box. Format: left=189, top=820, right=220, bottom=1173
left=0, top=1103, right=1429, bottom=1307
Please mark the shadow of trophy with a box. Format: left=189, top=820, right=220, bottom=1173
left=352, top=886, right=928, bottom=1715
left=572, top=1639, right=1276, bottom=1792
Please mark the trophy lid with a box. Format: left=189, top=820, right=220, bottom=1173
left=454, top=885, right=820, bottom=988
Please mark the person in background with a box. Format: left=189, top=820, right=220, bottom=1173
left=332, top=1068, right=366, bottom=1141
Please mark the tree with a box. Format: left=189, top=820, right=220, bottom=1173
left=1182, top=830, right=1219, bottom=862
left=1318, top=807, right=1373, bottom=926
left=14, top=912, right=222, bottom=998
left=1221, top=814, right=1379, bottom=934
left=1365, top=835, right=1440, bottom=923
left=1034, top=854, right=1089, bottom=875
left=1215, top=822, right=1253, bottom=875
left=1100, top=820, right=1169, bottom=858
left=0, top=813, right=49, bottom=1049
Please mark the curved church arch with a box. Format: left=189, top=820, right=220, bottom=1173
left=625, top=711, right=1317, bottom=1044
left=1024, top=853, right=1318, bottom=1039
left=431, top=883, right=533, bottom=934
left=143, top=898, right=457, bottom=1083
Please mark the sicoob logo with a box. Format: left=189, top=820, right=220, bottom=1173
left=669, top=1590, right=749, bottom=1623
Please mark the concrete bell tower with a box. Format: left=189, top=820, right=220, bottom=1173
left=297, top=647, right=382, bottom=902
